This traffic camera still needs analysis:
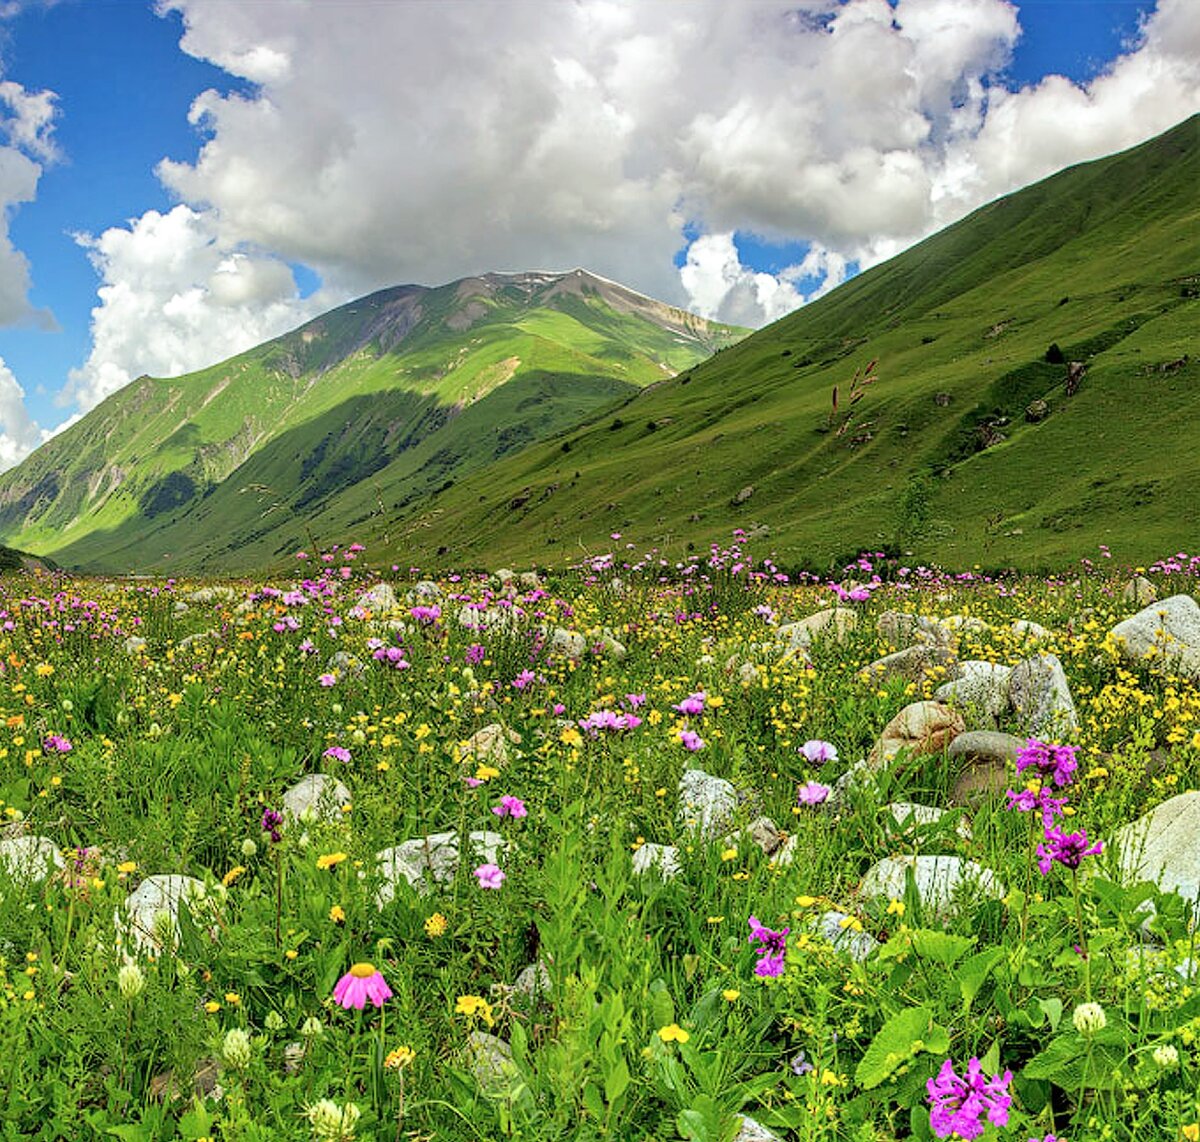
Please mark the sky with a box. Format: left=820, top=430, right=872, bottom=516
left=0, top=0, right=1194, bottom=470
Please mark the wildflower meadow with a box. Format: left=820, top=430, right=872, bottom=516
left=4, top=537, right=1200, bottom=1141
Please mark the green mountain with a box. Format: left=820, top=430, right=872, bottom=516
left=368, top=114, right=1200, bottom=573
left=0, top=269, right=743, bottom=571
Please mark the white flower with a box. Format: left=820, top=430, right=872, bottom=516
left=1153, top=1043, right=1179, bottom=1068
left=117, top=963, right=145, bottom=1000
left=222, top=1027, right=252, bottom=1070
left=1072, top=1001, right=1107, bottom=1035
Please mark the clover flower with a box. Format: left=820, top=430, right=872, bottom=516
left=926, top=1056, right=1012, bottom=1140
left=333, top=962, right=393, bottom=1010
left=261, top=808, right=284, bottom=844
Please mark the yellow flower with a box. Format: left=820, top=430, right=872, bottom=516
left=886, top=900, right=905, bottom=917
left=454, top=994, right=495, bottom=1027
left=316, top=851, right=349, bottom=871
left=204, top=1001, right=221, bottom=1014
left=838, top=915, right=863, bottom=932
left=1182, top=1126, right=1200, bottom=1142
left=385, top=1045, right=416, bottom=1070
left=117, top=860, right=137, bottom=874
left=820, top=1069, right=845, bottom=1086
left=720, top=847, right=738, bottom=862
left=794, top=895, right=818, bottom=907
left=560, top=726, right=584, bottom=749
left=722, top=989, right=740, bottom=1002
left=225, top=992, right=240, bottom=1005
left=658, top=1023, right=690, bottom=1044
left=474, top=763, right=500, bottom=782
left=34, top=663, right=54, bottom=677
left=424, top=912, right=447, bottom=937
left=285, top=949, right=299, bottom=961
left=222, top=865, right=246, bottom=887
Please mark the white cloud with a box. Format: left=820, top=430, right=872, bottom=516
left=0, top=354, right=55, bottom=470
left=48, top=0, right=1200, bottom=416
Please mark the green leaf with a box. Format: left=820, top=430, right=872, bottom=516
left=978, top=1039, right=1001, bottom=1076
left=855, top=1006, right=939, bottom=1090
left=650, top=978, right=675, bottom=1028
left=581, top=1080, right=604, bottom=1120
left=605, top=1056, right=631, bottom=1106
left=1037, top=996, right=1064, bottom=1032
left=958, top=946, right=1005, bottom=1009
left=910, top=928, right=975, bottom=966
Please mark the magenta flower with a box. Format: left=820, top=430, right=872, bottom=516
left=1037, top=825, right=1103, bottom=875
left=410, top=604, right=442, bottom=625
left=800, top=739, right=837, bottom=765
left=323, top=746, right=351, bottom=763
left=465, top=643, right=485, bottom=665
left=492, top=795, right=528, bottom=819
left=673, top=691, right=706, bottom=716
left=318, top=673, right=337, bottom=687
left=1015, top=739, right=1078, bottom=787
left=926, top=1057, right=1012, bottom=1140
left=261, top=808, right=284, bottom=843
left=43, top=734, right=73, bottom=753
left=797, top=781, right=832, bottom=806
left=1005, top=785, right=1067, bottom=827
left=748, top=915, right=788, bottom=977
left=474, top=863, right=505, bottom=889
left=333, top=962, right=393, bottom=1009
left=512, top=669, right=536, bottom=690
left=678, top=729, right=705, bottom=751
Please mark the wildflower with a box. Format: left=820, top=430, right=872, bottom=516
left=791, top=1050, right=815, bottom=1075
left=316, top=852, right=349, bottom=871
left=748, top=915, right=788, bottom=978
left=454, top=994, right=495, bottom=1026
left=492, top=795, right=528, bottom=819
left=117, top=860, right=137, bottom=874
left=1015, top=739, right=1078, bottom=788
left=385, top=1045, right=416, bottom=1070
left=678, top=728, right=705, bottom=751
left=1153, top=1043, right=1179, bottom=1068
left=333, top=962, right=393, bottom=1010
left=797, top=780, right=831, bottom=806
left=1183, top=1125, right=1200, bottom=1142
left=512, top=669, right=536, bottom=690
left=318, top=673, right=337, bottom=687
left=42, top=734, right=72, bottom=753
left=1072, top=1001, right=1107, bottom=1034
left=926, top=1056, right=1012, bottom=1140
left=323, top=746, right=351, bottom=763
left=474, top=863, right=505, bottom=889
left=658, top=1023, right=690, bottom=1043
left=329, top=904, right=346, bottom=924
left=222, top=865, right=246, bottom=886
left=886, top=900, right=905, bottom=917
left=1005, top=785, right=1068, bottom=827
left=800, top=739, right=837, bottom=765
left=261, top=808, right=284, bottom=844
left=424, top=912, right=447, bottom=937
left=117, top=963, right=145, bottom=1000
left=305, top=1098, right=361, bottom=1141
left=673, top=691, right=706, bottom=716
left=265, top=1010, right=285, bottom=1033
left=222, top=1028, right=253, bottom=1071
left=1037, top=826, right=1103, bottom=875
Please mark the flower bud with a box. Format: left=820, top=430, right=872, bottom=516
left=117, top=963, right=145, bottom=1000
left=222, top=1027, right=253, bottom=1070
left=1072, top=1001, right=1107, bottom=1035
left=300, top=1015, right=323, bottom=1039
left=241, top=839, right=258, bottom=858
left=264, top=1010, right=285, bottom=1033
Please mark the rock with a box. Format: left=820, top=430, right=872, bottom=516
left=826, top=756, right=878, bottom=810
left=737, top=661, right=761, bottom=686
left=1109, top=595, right=1200, bottom=679
left=859, top=856, right=1004, bottom=918
left=631, top=843, right=681, bottom=880
left=176, top=631, right=216, bottom=653
left=406, top=580, right=443, bottom=602
left=461, top=723, right=518, bottom=767
left=811, top=910, right=879, bottom=963
left=493, top=568, right=516, bottom=586
left=592, top=633, right=627, bottom=660
left=940, top=614, right=990, bottom=640
left=1011, top=619, right=1050, bottom=642
left=732, top=485, right=755, bottom=505
left=123, top=635, right=148, bottom=654
left=876, top=612, right=953, bottom=648
left=777, top=608, right=857, bottom=652
left=461, top=1031, right=519, bottom=1092
left=326, top=650, right=367, bottom=677
left=513, top=961, right=552, bottom=999
left=887, top=802, right=971, bottom=842
left=122, top=874, right=209, bottom=954
left=934, top=662, right=1013, bottom=724
left=375, top=830, right=505, bottom=905
left=356, top=583, right=398, bottom=613
left=0, top=834, right=64, bottom=884
left=1025, top=398, right=1049, bottom=423
left=734, top=1115, right=784, bottom=1142
left=859, top=644, right=960, bottom=685
left=871, top=701, right=964, bottom=769
left=723, top=817, right=782, bottom=857
left=1122, top=576, right=1158, bottom=608
left=185, top=586, right=237, bottom=604
left=1008, top=652, right=1078, bottom=735
left=1114, top=792, right=1200, bottom=903
left=518, top=571, right=541, bottom=590
left=281, top=774, right=351, bottom=825
left=946, top=731, right=1024, bottom=805
left=677, top=769, right=738, bottom=840
left=547, top=628, right=586, bottom=660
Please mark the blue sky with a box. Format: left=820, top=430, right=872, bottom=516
left=0, top=0, right=1192, bottom=467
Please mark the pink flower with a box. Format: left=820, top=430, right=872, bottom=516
left=800, top=739, right=837, bottom=765
left=797, top=781, right=831, bottom=806
left=474, top=863, right=506, bottom=889
left=678, top=729, right=705, bottom=751
left=673, top=691, right=706, bottom=716
left=319, top=673, right=337, bottom=687
left=323, top=746, right=351, bottom=763
left=333, top=962, right=393, bottom=1009
left=492, top=796, right=527, bottom=818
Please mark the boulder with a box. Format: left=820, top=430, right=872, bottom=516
left=1113, top=792, right=1200, bottom=903
left=776, top=608, right=857, bottom=652
left=859, top=644, right=960, bottom=686
left=461, top=1031, right=519, bottom=1092
left=722, top=817, right=782, bottom=857
left=734, top=1116, right=784, bottom=1142
left=677, top=769, right=738, bottom=840
left=858, top=856, right=1004, bottom=918
left=946, top=732, right=1024, bottom=805
left=887, top=802, right=972, bottom=842
left=547, top=628, right=586, bottom=661
left=282, top=774, right=351, bottom=825
left=513, top=961, right=552, bottom=1000
left=1109, top=595, right=1200, bottom=680
left=375, top=830, right=505, bottom=905
left=1009, top=653, right=1078, bottom=735
left=1122, top=576, right=1158, bottom=608
left=122, top=874, right=209, bottom=954
left=871, top=701, right=964, bottom=769
left=876, top=611, right=953, bottom=648
left=0, top=834, right=64, bottom=885
left=1011, top=619, right=1050, bottom=642
left=810, top=910, right=879, bottom=963
left=461, top=723, right=518, bottom=768
left=631, top=842, right=681, bottom=880
left=934, top=662, right=1013, bottom=724
left=356, top=583, right=398, bottom=614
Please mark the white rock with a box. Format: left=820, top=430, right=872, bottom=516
left=776, top=608, right=857, bottom=652
left=1008, top=652, right=1079, bottom=735
left=1114, top=792, right=1200, bottom=903
left=121, top=874, right=209, bottom=954
left=356, top=583, right=398, bottom=613
left=934, top=661, right=1013, bottom=723
left=631, top=843, right=681, bottom=880
left=0, top=834, right=64, bottom=884
left=123, top=635, right=148, bottom=654
left=461, top=723, right=516, bottom=767
left=811, top=911, right=879, bottom=962
left=547, top=628, right=586, bottom=660
left=859, top=856, right=1004, bottom=919
left=734, top=1116, right=783, bottom=1142
left=513, top=961, right=553, bottom=999
left=677, top=769, right=738, bottom=840
left=281, top=774, right=352, bottom=825
left=1121, top=576, right=1158, bottom=607
left=462, top=1031, right=518, bottom=1091
left=887, top=802, right=972, bottom=841
left=1109, top=595, right=1200, bottom=680
left=375, top=830, right=505, bottom=904
left=1011, top=619, right=1050, bottom=641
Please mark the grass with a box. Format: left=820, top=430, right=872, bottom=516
left=3, top=539, right=1200, bottom=1139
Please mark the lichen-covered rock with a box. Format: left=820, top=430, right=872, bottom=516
left=810, top=910, right=880, bottom=963
left=356, top=583, right=398, bottom=614
left=946, top=731, right=1024, bottom=805
left=859, top=856, right=1004, bottom=918
left=461, top=723, right=519, bottom=768
left=375, top=830, right=505, bottom=904
left=934, top=661, right=1013, bottom=724
left=631, top=842, right=681, bottom=880
left=1109, top=595, right=1200, bottom=680
left=1122, top=576, right=1158, bottom=608
left=860, top=643, right=959, bottom=685
left=1114, top=792, right=1200, bottom=903
left=0, top=834, right=64, bottom=885
left=122, top=874, right=209, bottom=954
left=677, top=768, right=738, bottom=839
left=871, top=701, right=964, bottom=769
left=282, top=774, right=351, bottom=825
left=1009, top=653, right=1078, bottom=735
left=776, top=608, right=857, bottom=652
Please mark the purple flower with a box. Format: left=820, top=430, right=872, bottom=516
left=799, top=739, right=837, bottom=765
left=1005, top=786, right=1068, bottom=827
left=790, top=1050, right=814, bottom=1076
left=318, top=673, right=337, bottom=687
left=465, top=643, right=485, bottom=665
left=474, top=863, right=505, bottom=889
left=1015, top=739, right=1078, bottom=788
left=43, top=734, right=73, bottom=753
left=261, top=808, right=284, bottom=844
left=410, top=604, right=442, bottom=625
left=624, top=693, right=646, bottom=708
left=673, top=691, right=706, bottom=716
left=323, top=746, right=351, bottom=763
left=748, top=914, right=788, bottom=977
left=926, top=1057, right=1013, bottom=1140
left=797, top=781, right=831, bottom=806
left=492, top=795, right=528, bottom=819
left=1037, top=825, right=1103, bottom=875
left=512, top=669, right=536, bottom=690
left=678, top=729, right=705, bottom=751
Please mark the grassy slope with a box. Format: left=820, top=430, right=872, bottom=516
left=370, top=115, right=1200, bottom=573
left=0, top=273, right=743, bottom=570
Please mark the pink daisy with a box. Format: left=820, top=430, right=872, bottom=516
left=333, top=962, right=393, bottom=1009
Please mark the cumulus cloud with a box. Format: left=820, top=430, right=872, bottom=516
left=0, top=354, right=53, bottom=469
left=48, top=0, right=1200, bottom=420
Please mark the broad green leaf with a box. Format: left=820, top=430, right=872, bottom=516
left=910, top=928, right=975, bottom=966
left=1037, top=996, right=1064, bottom=1032
left=855, top=1006, right=938, bottom=1090
left=959, top=946, right=1005, bottom=1008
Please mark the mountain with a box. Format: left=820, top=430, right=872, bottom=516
left=0, top=269, right=744, bottom=571
left=367, top=114, right=1200, bottom=572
